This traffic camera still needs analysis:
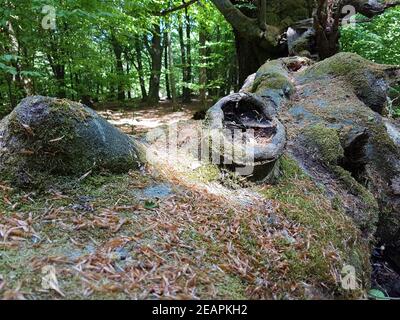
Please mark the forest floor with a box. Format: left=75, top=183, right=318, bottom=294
left=94, top=99, right=206, bottom=135
left=0, top=101, right=368, bottom=300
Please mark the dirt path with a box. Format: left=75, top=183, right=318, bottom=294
left=94, top=100, right=205, bottom=135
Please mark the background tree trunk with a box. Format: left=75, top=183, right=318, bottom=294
left=184, top=7, right=192, bottom=103
left=166, top=26, right=177, bottom=104
left=111, top=34, right=125, bottom=101
left=148, top=23, right=163, bottom=104
left=314, top=0, right=341, bottom=59
left=133, top=37, right=148, bottom=102
left=163, top=29, right=172, bottom=100
left=199, top=28, right=207, bottom=108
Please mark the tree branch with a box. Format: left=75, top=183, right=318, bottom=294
left=156, top=0, right=199, bottom=16
left=211, top=0, right=265, bottom=37
left=210, top=0, right=281, bottom=49
left=345, top=0, right=400, bottom=18
left=258, top=0, right=267, bottom=31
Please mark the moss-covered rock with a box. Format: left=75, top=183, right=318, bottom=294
left=261, top=155, right=371, bottom=297
left=0, top=96, right=142, bottom=187
left=283, top=53, right=400, bottom=270
left=252, top=60, right=295, bottom=112
left=303, top=124, right=344, bottom=165
left=303, top=52, right=394, bottom=114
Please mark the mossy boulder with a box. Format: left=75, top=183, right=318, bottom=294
left=0, top=96, right=142, bottom=187
left=251, top=59, right=295, bottom=113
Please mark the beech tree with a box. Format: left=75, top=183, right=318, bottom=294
left=210, top=0, right=400, bottom=83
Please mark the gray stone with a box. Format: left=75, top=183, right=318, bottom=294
left=0, top=96, right=142, bottom=186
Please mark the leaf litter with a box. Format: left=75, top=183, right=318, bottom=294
left=0, top=150, right=367, bottom=300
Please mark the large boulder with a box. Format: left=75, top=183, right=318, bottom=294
left=0, top=96, right=142, bottom=186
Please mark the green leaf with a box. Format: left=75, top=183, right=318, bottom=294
left=144, top=200, right=158, bottom=209
left=0, top=63, right=17, bottom=76
left=368, top=289, right=388, bottom=300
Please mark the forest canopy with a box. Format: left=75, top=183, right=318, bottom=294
left=1, top=0, right=399, bottom=118
left=0, top=0, right=236, bottom=115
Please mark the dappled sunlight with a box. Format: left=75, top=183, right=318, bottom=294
left=97, top=103, right=203, bottom=134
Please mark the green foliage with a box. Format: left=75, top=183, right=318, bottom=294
left=340, top=8, right=400, bottom=116
left=0, top=0, right=236, bottom=111
left=341, top=8, right=400, bottom=65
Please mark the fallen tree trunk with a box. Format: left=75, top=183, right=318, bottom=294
left=224, top=52, right=400, bottom=270
left=147, top=52, right=400, bottom=290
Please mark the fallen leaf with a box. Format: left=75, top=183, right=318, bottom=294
left=41, top=265, right=65, bottom=297
left=49, top=135, right=65, bottom=143
left=21, top=123, right=34, bottom=136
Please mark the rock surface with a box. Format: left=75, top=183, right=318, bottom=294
left=277, top=53, right=400, bottom=270
left=0, top=96, right=141, bottom=186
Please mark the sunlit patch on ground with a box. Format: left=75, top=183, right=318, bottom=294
left=96, top=101, right=205, bottom=135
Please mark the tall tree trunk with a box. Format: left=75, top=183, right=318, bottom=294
left=111, top=34, right=125, bottom=101
left=233, top=55, right=239, bottom=92
left=55, top=66, right=66, bottom=99
left=184, top=7, right=192, bottom=103
left=148, top=23, right=163, bottom=104
left=126, top=58, right=132, bottom=100
left=210, top=0, right=282, bottom=84
left=167, top=27, right=177, bottom=105
left=5, top=20, right=33, bottom=97
left=163, top=30, right=171, bottom=100
left=178, top=19, right=188, bottom=102
left=313, top=0, right=341, bottom=59
left=133, top=37, right=148, bottom=102
left=199, top=28, right=207, bottom=108
left=6, top=75, right=16, bottom=108
left=47, top=56, right=66, bottom=99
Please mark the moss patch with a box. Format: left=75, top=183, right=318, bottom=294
left=304, top=52, right=386, bottom=80
left=185, top=163, right=221, bottom=183
left=303, top=124, right=344, bottom=164
left=252, top=60, right=295, bottom=95
left=261, top=155, right=371, bottom=297
left=302, top=52, right=391, bottom=113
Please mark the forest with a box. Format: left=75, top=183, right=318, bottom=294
left=1, top=0, right=400, bottom=301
